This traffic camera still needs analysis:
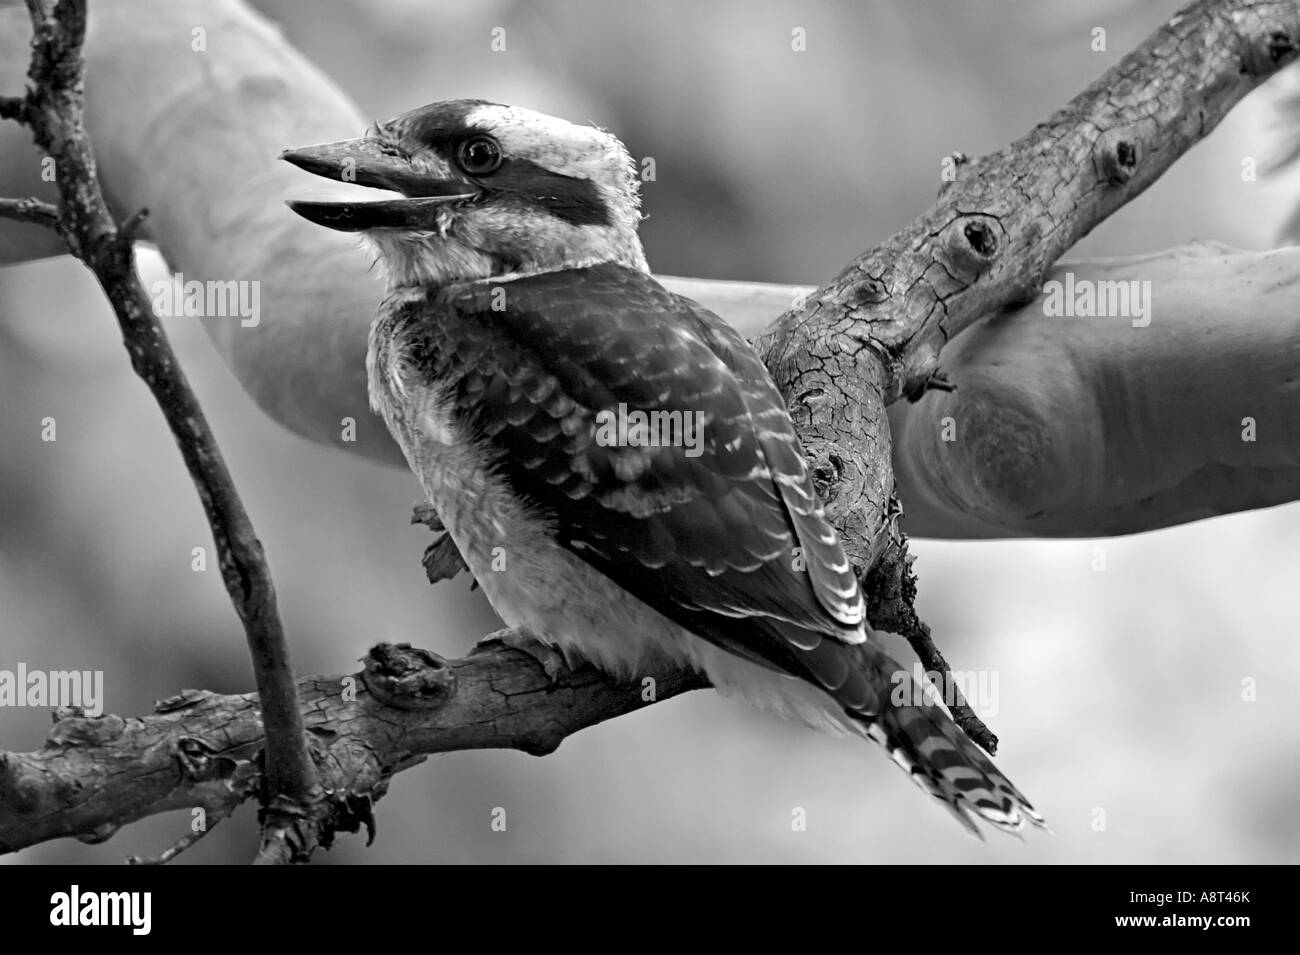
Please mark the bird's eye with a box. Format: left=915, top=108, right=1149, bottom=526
left=456, top=136, right=503, bottom=176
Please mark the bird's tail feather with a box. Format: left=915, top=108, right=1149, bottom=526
left=825, top=638, right=1048, bottom=837
left=724, top=619, right=1049, bottom=837
left=852, top=701, right=1047, bottom=838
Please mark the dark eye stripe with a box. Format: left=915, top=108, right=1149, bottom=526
left=491, top=158, right=611, bottom=227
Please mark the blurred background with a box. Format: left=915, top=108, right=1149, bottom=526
left=2, top=0, right=1298, bottom=863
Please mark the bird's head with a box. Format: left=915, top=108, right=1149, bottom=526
left=282, top=99, right=647, bottom=289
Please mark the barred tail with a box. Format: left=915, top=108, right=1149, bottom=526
left=788, top=630, right=1048, bottom=837
left=847, top=646, right=1047, bottom=837
left=710, top=617, right=1049, bottom=837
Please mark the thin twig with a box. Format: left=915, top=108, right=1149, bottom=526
left=863, top=508, right=999, bottom=754
left=0, top=196, right=58, bottom=228
left=3, top=0, right=320, bottom=860
left=126, top=815, right=224, bottom=865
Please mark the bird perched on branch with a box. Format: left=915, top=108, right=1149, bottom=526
left=283, top=100, right=1046, bottom=836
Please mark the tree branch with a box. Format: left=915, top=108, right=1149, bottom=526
left=1, top=0, right=319, bottom=861
left=0, top=195, right=57, bottom=227
left=669, top=249, right=1300, bottom=539
left=0, top=642, right=708, bottom=855
left=743, top=0, right=1299, bottom=752
left=754, top=0, right=1300, bottom=565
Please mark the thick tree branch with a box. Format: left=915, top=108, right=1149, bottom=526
left=2, top=0, right=319, bottom=860
left=761, top=0, right=1300, bottom=397
left=754, top=0, right=1300, bottom=566
left=0, top=642, right=708, bottom=855
left=671, top=252, right=1300, bottom=538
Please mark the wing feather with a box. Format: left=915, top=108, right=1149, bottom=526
left=408, top=262, right=867, bottom=679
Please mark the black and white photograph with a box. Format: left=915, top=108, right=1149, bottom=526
left=0, top=0, right=1294, bottom=904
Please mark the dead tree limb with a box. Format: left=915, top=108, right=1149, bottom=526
left=0, top=643, right=707, bottom=855
left=755, top=0, right=1300, bottom=565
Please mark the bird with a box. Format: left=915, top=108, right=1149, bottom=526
left=282, top=100, right=1047, bottom=837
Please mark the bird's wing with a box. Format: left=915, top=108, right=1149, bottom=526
left=663, top=287, right=866, bottom=630
left=414, top=262, right=874, bottom=703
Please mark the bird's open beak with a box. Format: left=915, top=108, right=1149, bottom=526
left=281, top=138, right=479, bottom=231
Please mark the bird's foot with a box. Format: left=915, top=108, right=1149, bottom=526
left=476, top=628, right=568, bottom=682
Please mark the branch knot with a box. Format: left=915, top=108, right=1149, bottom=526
left=361, top=643, right=456, bottom=710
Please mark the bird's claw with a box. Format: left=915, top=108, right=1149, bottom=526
left=477, top=628, right=568, bottom=682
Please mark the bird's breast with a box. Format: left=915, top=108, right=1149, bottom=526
left=406, top=398, right=690, bottom=678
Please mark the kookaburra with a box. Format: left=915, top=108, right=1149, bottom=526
left=284, top=100, right=1046, bottom=836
